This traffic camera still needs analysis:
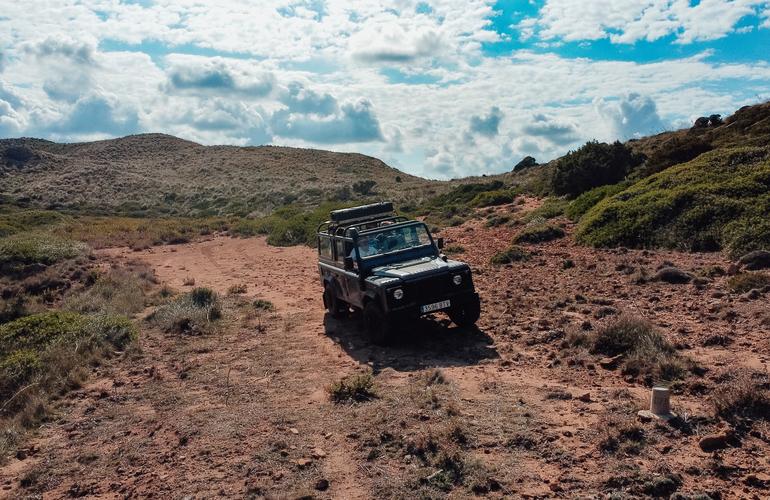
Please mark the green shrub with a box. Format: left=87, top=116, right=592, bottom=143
left=471, top=190, right=515, bottom=207
left=0, top=233, right=85, bottom=266
left=65, top=269, right=146, bottom=315
left=523, top=198, right=569, bottom=222
left=552, top=141, right=643, bottom=197
left=727, top=272, right=770, bottom=293
left=0, top=312, right=137, bottom=411
left=443, top=245, right=466, bottom=254
left=149, top=289, right=222, bottom=334
left=252, top=299, right=275, bottom=311
left=591, top=315, right=691, bottom=383
left=328, top=371, right=376, bottom=403
left=565, top=182, right=631, bottom=221
left=577, top=147, right=770, bottom=253
left=513, top=224, right=565, bottom=244
left=490, top=246, right=530, bottom=265
left=637, top=134, right=712, bottom=177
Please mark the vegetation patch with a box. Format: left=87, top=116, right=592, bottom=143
left=471, top=189, right=516, bottom=207
left=565, top=315, right=693, bottom=384
left=328, top=371, right=376, bottom=403
left=522, top=198, right=569, bottom=222
left=490, top=245, right=530, bottom=265
left=0, top=233, right=85, bottom=267
left=565, top=182, right=632, bottom=221
left=0, top=312, right=137, bottom=421
left=513, top=224, right=565, bottom=244
left=148, top=287, right=222, bottom=335
left=552, top=141, right=643, bottom=197
left=577, top=147, right=770, bottom=255
left=233, top=202, right=353, bottom=247
left=64, top=268, right=150, bottom=315
left=712, top=370, right=770, bottom=423
left=727, top=272, right=770, bottom=294
left=252, top=298, right=275, bottom=311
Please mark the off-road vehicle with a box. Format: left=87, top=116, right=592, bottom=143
left=317, top=202, right=481, bottom=343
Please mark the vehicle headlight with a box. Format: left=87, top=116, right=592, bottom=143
left=393, top=288, right=404, bottom=300
left=453, top=274, right=462, bottom=285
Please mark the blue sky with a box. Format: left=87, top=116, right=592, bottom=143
left=1, top=0, right=769, bottom=179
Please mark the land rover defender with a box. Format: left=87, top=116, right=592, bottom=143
left=317, top=202, right=481, bottom=343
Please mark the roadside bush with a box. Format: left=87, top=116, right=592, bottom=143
left=235, top=202, right=354, bottom=247
left=252, top=298, right=275, bottom=311
left=513, top=224, right=565, bottom=244
left=0, top=312, right=137, bottom=414
left=727, top=272, right=770, bottom=293
left=328, top=371, right=376, bottom=403
left=65, top=269, right=147, bottom=315
left=0, top=233, right=85, bottom=266
left=552, top=141, right=643, bottom=197
left=149, top=288, right=222, bottom=335
left=490, top=246, right=530, bottom=265
left=565, top=182, right=631, bottom=221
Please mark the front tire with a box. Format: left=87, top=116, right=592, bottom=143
left=448, top=297, right=481, bottom=328
left=364, top=301, right=392, bottom=345
left=323, top=284, right=347, bottom=319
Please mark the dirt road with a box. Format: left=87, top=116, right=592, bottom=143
left=2, top=221, right=769, bottom=498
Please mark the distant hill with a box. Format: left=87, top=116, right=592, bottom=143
left=0, top=134, right=442, bottom=217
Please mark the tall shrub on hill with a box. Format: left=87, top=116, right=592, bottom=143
left=552, top=141, right=644, bottom=197
left=576, top=147, right=770, bottom=255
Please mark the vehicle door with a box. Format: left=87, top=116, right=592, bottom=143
left=334, top=238, right=363, bottom=308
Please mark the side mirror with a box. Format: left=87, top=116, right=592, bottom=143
left=344, top=256, right=355, bottom=270
left=436, top=237, right=444, bottom=249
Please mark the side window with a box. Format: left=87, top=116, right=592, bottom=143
left=318, top=236, right=332, bottom=259
left=335, top=239, right=346, bottom=263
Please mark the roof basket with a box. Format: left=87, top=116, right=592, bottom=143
left=330, top=202, right=394, bottom=224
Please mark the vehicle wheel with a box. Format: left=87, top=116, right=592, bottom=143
left=448, top=297, right=481, bottom=328
left=324, top=284, right=347, bottom=319
left=364, top=301, right=392, bottom=345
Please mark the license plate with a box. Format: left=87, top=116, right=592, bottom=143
left=420, top=300, right=451, bottom=313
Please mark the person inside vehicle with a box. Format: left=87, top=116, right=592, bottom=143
left=351, top=235, right=379, bottom=259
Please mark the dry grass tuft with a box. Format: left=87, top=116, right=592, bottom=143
left=328, top=371, right=376, bottom=403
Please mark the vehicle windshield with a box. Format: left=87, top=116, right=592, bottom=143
left=357, top=223, right=432, bottom=259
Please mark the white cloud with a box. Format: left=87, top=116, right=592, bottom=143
left=528, top=0, right=766, bottom=44
left=595, top=93, right=666, bottom=139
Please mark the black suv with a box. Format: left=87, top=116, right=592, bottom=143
left=317, top=202, right=481, bottom=343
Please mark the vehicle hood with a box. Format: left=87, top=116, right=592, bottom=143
left=370, top=257, right=466, bottom=281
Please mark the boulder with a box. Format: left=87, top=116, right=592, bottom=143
left=698, top=431, right=738, bottom=452
left=654, top=267, right=693, bottom=284
left=739, top=250, right=770, bottom=270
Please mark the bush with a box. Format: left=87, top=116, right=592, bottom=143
left=638, top=134, right=713, bottom=177
left=513, top=156, right=537, bottom=171
left=65, top=269, right=146, bottom=315
left=149, top=289, right=222, bottom=335
left=0, top=233, right=85, bottom=266
left=712, top=371, right=770, bottom=422
left=552, top=141, right=643, bottom=197
left=227, top=283, right=247, bottom=295
left=490, top=246, right=530, bottom=265
left=471, top=190, right=515, bottom=207
left=727, top=272, right=770, bottom=293
left=513, top=224, right=565, bottom=244
left=328, top=371, right=376, bottom=403
left=565, top=182, right=631, bottom=221
left=523, top=198, right=569, bottom=222
left=0, top=312, right=137, bottom=412
left=443, top=245, right=466, bottom=254
left=352, top=180, right=377, bottom=196
left=590, top=315, right=690, bottom=383
left=576, top=147, right=770, bottom=253
left=252, top=298, right=275, bottom=311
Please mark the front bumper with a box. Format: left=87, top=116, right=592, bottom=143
left=386, top=290, right=480, bottom=320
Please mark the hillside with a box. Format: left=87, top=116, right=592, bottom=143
left=0, top=134, right=441, bottom=217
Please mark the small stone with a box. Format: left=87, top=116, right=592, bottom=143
left=599, top=354, right=624, bottom=370
left=289, top=428, right=299, bottom=435
left=577, top=393, right=591, bottom=403
left=311, top=448, right=326, bottom=459
left=315, top=479, right=330, bottom=491
left=295, top=458, right=312, bottom=467
left=698, top=432, right=737, bottom=452
left=739, top=250, right=770, bottom=270
left=744, top=289, right=762, bottom=300
left=654, top=267, right=693, bottom=284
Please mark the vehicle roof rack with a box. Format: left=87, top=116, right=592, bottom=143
left=329, top=202, right=394, bottom=224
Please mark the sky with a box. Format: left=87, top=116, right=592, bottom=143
left=1, top=1, right=769, bottom=179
